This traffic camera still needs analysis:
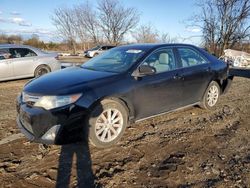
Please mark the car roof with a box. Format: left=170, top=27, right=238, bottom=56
left=0, top=44, right=47, bottom=55
left=124, top=43, right=196, bottom=48
left=116, top=43, right=198, bottom=51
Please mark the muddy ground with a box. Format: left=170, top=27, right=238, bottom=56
left=0, top=76, right=249, bottom=188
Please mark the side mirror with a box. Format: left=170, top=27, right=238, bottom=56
left=132, top=65, right=156, bottom=77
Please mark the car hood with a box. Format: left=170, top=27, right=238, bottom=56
left=24, top=67, right=118, bottom=95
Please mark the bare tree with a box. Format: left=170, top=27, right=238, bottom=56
left=133, top=24, right=178, bottom=43
left=24, top=34, right=46, bottom=49
left=51, top=0, right=139, bottom=48
left=51, top=7, right=78, bottom=54
left=0, top=34, right=23, bottom=44
left=132, top=24, right=159, bottom=43
left=75, top=2, right=101, bottom=44
left=7, top=35, right=23, bottom=44
left=97, top=0, right=139, bottom=44
left=194, top=0, right=250, bottom=56
left=158, top=32, right=178, bottom=43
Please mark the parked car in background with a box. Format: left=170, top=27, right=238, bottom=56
left=57, top=52, right=71, bottom=57
left=16, top=44, right=231, bottom=148
left=0, top=44, right=61, bottom=81
left=84, top=45, right=116, bottom=58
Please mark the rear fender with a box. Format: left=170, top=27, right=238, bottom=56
left=222, top=76, right=234, bottom=94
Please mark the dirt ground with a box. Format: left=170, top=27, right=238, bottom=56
left=0, top=76, right=249, bottom=188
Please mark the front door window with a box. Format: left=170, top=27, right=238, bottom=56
left=142, top=48, right=176, bottom=73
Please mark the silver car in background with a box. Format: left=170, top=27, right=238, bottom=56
left=0, top=44, right=61, bottom=81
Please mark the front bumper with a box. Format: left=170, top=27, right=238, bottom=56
left=16, top=95, right=88, bottom=145
left=16, top=115, right=60, bottom=144
left=86, top=52, right=95, bottom=58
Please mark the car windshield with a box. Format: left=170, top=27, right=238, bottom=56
left=81, top=47, right=145, bottom=73
left=90, top=46, right=101, bottom=51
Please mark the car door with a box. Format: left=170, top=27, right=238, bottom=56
left=176, top=47, right=213, bottom=105
left=132, top=48, right=185, bottom=120
left=0, top=48, right=13, bottom=80
left=9, top=48, right=37, bottom=77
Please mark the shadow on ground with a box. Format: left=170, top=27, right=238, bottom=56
left=56, top=142, right=95, bottom=188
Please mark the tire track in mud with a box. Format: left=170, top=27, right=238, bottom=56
left=0, top=133, right=24, bottom=145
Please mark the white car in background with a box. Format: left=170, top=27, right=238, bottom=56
left=0, top=44, right=61, bottom=81
left=84, top=45, right=116, bottom=58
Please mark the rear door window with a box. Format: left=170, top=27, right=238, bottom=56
left=0, top=48, right=11, bottom=60
left=177, top=48, right=208, bottom=68
left=9, top=48, right=37, bottom=58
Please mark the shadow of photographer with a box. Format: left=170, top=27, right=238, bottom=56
left=55, top=87, right=104, bottom=187
left=56, top=141, right=95, bottom=188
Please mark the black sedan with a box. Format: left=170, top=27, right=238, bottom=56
left=16, top=44, right=232, bottom=148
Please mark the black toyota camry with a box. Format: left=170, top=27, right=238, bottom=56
left=16, top=44, right=232, bottom=148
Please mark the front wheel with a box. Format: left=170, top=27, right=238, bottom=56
left=93, top=53, right=98, bottom=57
left=87, top=99, right=128, bottom=148
left=34, top=65, right=51, bottom=77
left=200, top=81, right=221, bottom=110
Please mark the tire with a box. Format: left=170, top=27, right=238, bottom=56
left=87, top=99, right=128, bottom=148
left=200, top=81, right=221, bottom=110
left=34, top=65, right=51, bottom=77
left=93, top=53, right=98, bottom=57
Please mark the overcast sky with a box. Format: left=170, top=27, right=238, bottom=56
left=0, top=0, right=202, bottom=44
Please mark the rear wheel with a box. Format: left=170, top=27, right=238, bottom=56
left=34, top=65, right=51, bottom=77
left=87, top=99, right=128, bottom=148
left=200, top=81, right=220, bottom=110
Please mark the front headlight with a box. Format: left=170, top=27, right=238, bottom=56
left=34, top=94, right=82, bottom=110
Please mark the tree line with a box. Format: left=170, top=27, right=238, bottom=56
left=0, top=34, right=60, bottom=50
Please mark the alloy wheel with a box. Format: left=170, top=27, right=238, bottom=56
left=95, top=108, right=123, bottom=143
left=207, top=85, right=219, bottom=107
left=37, top=68, right=48, bottom=77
